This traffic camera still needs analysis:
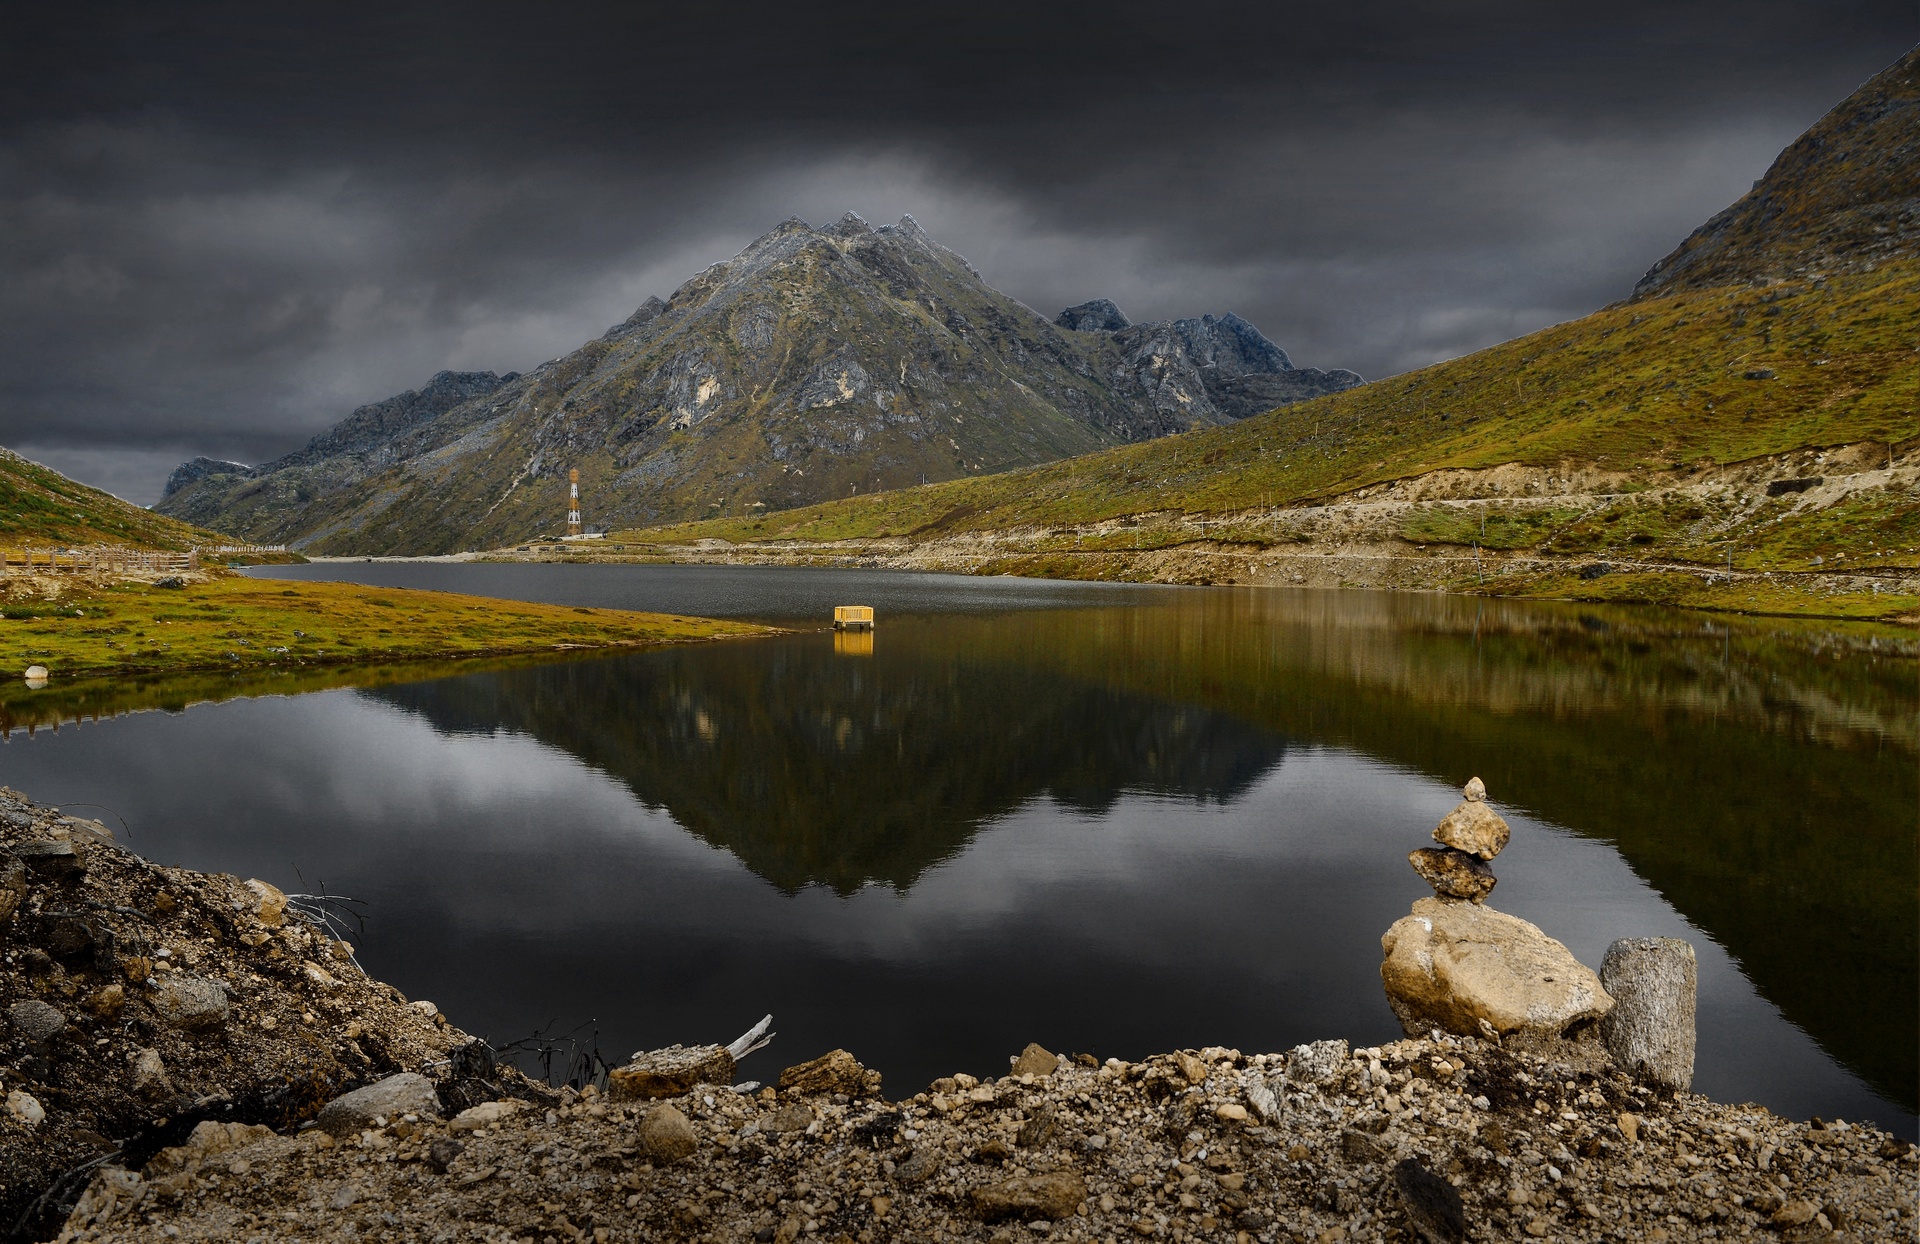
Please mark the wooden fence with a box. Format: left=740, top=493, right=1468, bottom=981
left=0, top=542, right=291, bottom=577
left=1, top=547, right=198, bottom=575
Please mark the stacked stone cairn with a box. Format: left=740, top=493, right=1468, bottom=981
left=1406, top=774, right=1504, bottom=903
left=1381, top=777, right=1616, bottom=1042
left=1382, top=779, right=1701, bottom=1088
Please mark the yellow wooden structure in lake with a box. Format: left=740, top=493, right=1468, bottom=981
left=832, top=605, right=874, bottom=630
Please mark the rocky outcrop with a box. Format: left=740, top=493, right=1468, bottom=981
left=1062, top=303, right=1365, bottom=426
left=1054, top=298, right=1131, bottom=332
left=160, top=456, right=253, bottom=499
left=157, top=370, right=509, bottom=535
left=155, top=216, right=1363, bottom=553
left=1633, top=47, right=1919, bottom=298
left=0, top=786, right=523, bottom=1241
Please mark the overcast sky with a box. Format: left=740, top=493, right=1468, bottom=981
left=2, top=2, right=1911, bottom=504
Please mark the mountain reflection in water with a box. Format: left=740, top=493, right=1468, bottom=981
left=370, top=630, right=1286, bottom=894
left=4, top=571, right=1912, bottom=1134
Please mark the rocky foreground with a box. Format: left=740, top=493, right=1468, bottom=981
left=3, top=788, right=1914, bottom=1244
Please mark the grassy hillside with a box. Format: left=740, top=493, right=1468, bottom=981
left=0, top=446, right=219, bottom=550
left=0, top=576, right=768, bottom=681
left=627, top=262, right=1920, bottom=547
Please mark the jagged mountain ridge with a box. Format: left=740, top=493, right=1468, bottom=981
left=156, top=213, right=1362, bottom=553
left=1634, top=47, right=1919, bottom=298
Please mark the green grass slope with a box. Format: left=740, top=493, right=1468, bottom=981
left=629, top=260, right=1920, bottom=546
left=0, top=446, right=221, bottom=550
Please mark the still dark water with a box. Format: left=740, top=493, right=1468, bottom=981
left=4, top=565, right=1913, bottom=1136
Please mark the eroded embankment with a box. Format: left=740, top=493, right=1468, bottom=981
left=561, top=444, right=1920, bottom=621
left=4, top=787, right=1914, bottom=1244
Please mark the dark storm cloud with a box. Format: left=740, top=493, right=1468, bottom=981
left=0, top=1, right=1911, bottom=503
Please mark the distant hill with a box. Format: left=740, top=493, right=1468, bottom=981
left=626, top=51, right=1920, bottom=617
left=0, top=446, right=216, bottom=551
left=1634, top=47, right=1918, bottom=298
left=155, top=214, right=1360, bottom=554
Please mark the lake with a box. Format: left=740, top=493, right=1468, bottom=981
left=4, top=564, right=1913, bottom=1137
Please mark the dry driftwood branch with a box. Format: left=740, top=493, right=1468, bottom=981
left=726, top=1014, right=775, bottom=1061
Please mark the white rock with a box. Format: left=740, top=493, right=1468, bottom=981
left=1243, top=1074, right=1279, bottom=1123
left=151, top=974, right=230, bottom=1030
left=7, top=1089, right=45, bottom=1127
left=1285, top=1039, right=1350, bottom=1086
left=449, top=1100, right=522, bottom=1133
left=132, top=1047, right=175, bottom=1098
left=243, top=878, right=288, bottom=927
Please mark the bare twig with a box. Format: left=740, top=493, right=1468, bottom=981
left=495, top=1020, right=619, bottom=1092
left=284, top=870, right=370, bottom=974
left=726, top=1014, right=776, bottom=1061
left=52, top=802, right=133, bottom=841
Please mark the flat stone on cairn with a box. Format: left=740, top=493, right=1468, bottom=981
left=1405, top=776, right=1508, bottom=904
left=1407, top=847, right=1497, bottom=903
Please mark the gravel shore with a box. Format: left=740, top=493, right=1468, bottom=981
left=4, top=787, right=1913, bottom=1243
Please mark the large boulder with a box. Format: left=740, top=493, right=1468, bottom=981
left=778, top=1048, right=882, bottom=1097
left=1381, top=898, right=1612, bottom=1039
left=1599, top=937, right=1697, bottom=1089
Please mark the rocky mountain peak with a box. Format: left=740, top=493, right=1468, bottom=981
left=1055, top=299, right=1132, bottom=332
left=156, top=215, right=1364, bottom=553
left=1633, top=46, right=1919, bottom=298
left=824, top=211, right=874, bottom=238
left=162, top=457, right=252, bottom=499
